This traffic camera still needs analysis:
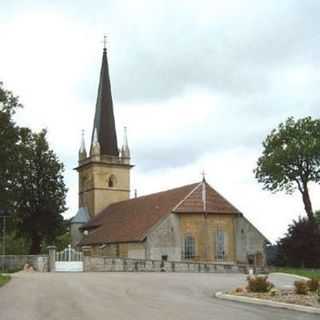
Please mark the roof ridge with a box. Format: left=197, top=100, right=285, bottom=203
left=109, top=182, right=200, bottom=207
left=172, top=182, right=202, bottom=212
left=205, top=183, right=241, bottom=213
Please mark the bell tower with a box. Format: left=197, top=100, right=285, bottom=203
left=75, top=45, right=133, bottom=217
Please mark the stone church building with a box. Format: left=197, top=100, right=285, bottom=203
left=71, top=47, right=268, bottom=266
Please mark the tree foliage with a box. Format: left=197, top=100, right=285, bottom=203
left=0, top=83, right=21, bottom=211
left=255, top=117, right=320, bottom=220
left=0, top=83, right=67, bottom=254
left=276, top=217, right=320, bottom=268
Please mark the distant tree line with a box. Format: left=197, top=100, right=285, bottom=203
left=0, top=83, right=68, bottom=254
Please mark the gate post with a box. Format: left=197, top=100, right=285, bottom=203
left=47, top=246, right=56, bottom=272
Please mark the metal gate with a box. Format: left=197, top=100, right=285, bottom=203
left=55, top=245, right=83, bottom=272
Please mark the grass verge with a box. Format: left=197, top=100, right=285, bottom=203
left=0, top=274, right=11, bottom=287
left=274, top=267, right=320, bottom=280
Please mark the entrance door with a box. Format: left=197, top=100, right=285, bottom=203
left=55, top=245, right=83, bottom=272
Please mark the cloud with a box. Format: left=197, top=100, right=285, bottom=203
left=1, top=0, right=320, bottom=242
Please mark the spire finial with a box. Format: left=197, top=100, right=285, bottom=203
left=79, top=129, right=87, bottom=160
left=121, top=126, right=130, bottom=161
left=103, top=34, right=107, bottom=50
left=91, top=127, right=101, bottom=157
left=201, top=170, right=206, bottom=182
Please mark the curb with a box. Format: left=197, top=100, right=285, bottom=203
left=215, top=292, right=320, bottom=315
left=270, top=272, right=310, bottom=281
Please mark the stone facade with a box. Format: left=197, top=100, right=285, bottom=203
left=235, top=216, right=267, bottom=266
left=179, top=213, right=236, bottom=262
left=145, top=214, right=181, bottom=260
left=76, top=158, right=131, bottom=217
left=85, top=213, right=268, bottom=265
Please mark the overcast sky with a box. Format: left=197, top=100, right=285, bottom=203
left=1, top=0, right=320, bottom=242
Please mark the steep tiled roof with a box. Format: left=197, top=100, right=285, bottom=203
left=80, top=181, right=241, bottom=245
left=173, top=181, right=240, bottom=214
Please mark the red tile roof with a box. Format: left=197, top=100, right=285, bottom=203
left=80, top=181, right=241, bottom=245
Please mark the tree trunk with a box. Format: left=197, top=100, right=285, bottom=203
left=29, top=234, right=41, bottom=254
left=302, top=183, right=314, bottom=221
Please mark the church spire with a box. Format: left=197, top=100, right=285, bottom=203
left=90, top=43, right=119, bottom=156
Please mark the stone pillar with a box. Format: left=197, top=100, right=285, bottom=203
left=47, top=246, right=56, bottom=272
left=81, top=246, right=91, bottom=272
left=81, top=246, right=92, bottom=256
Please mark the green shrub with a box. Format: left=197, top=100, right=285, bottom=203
left=307, top=278, right=319, bottom=292
left=294, top=280, right=308, bottom=295
left=247, top=276, right=273, bottom=293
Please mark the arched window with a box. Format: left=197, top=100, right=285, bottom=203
left=184, top=234, right=195, bottom=259
left=107, top=175, right=116, bottom=188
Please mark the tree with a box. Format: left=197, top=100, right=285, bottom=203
left=0, top=83, right=21, bottom=211
left=276, top=217, right=320, bottom=268
left=13, top=128, right=67, bottom=254
left=255, top=117, right=320, bottom=221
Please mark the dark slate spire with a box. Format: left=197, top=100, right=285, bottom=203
left=90, top=47, right=119, bottom=156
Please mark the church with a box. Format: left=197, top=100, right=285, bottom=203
left=71, top=46, right=268, bottom=266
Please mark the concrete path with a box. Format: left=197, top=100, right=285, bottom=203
left=0, top=272, right=318, bottom=320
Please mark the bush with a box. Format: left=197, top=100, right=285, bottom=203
left=307, top=278, right=319, bottom=292
left=294, top=280, right=308, bottom=295
left=247, top=276, right=273, bottom=293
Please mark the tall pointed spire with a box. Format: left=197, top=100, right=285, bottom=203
left=90, top=42, right=118, bottom=156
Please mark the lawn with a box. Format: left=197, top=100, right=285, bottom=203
left=0, top=274, right=10, bottom=287
left=274, top=267, right=320, bottom=280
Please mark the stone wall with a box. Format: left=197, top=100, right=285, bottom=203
left=0, top=255, right=48, bottom=272
left=83, top=256, right=241, bottom=273
left=145, top=214, right=181, bottom=261
left=235, top=216, right=267, bottom=265
left=179, top=213, right=236, bottom=262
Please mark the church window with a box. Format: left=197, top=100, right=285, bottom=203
left=108, top=175, right=116, bottom=188
left=215, top=228, right=228, bottom=261
left=184, top=235, right=195, bottom=259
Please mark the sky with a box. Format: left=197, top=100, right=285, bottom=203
left=1, top=0, right=320, bottom=243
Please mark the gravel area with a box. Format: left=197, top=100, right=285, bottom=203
left=232, top=289, right=320, bottom=308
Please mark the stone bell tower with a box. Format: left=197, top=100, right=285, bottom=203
left=75, top=45, right=133, bottom=218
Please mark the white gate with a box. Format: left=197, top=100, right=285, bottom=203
left=55, top=245, right=83, bottom=272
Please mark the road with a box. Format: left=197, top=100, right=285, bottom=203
left=0, top=272, right=318, bottom=320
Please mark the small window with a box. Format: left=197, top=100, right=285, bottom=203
left=108, top=175, right=116, bottom=188
left=161, top=255, right=168, bottom=261
left=184, top=235, right=195, bottom=260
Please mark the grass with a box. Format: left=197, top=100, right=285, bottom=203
left=274, top=267, right=320, bottom=280
left=0, top=274, right=10, bottom=287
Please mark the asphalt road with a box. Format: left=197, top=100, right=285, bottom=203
left=0, top=272, right=318, bottom=320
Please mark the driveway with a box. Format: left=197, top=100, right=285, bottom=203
left=0, top=272, right=318, bottom=320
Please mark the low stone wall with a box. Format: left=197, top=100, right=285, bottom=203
left=0, top=255, right=48, bottom=272
left=84, top=256, right=241, bottom=273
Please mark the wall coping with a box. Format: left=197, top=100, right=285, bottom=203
left=86, top=255, right=237, bottom=265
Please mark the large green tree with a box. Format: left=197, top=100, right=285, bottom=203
left=0, top=83, right=21, bottom=211
left=14, top=128, right=67, bottom=253
left=0, top=83, right=67, bottom=254
left=255, top=117, right=320, bottom=221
